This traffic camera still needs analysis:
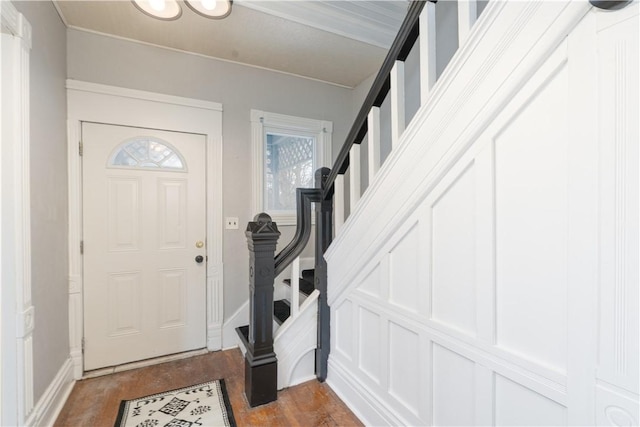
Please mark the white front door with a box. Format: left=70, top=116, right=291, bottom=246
left=82, top=122, right=207, bottom=370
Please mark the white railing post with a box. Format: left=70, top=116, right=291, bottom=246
left=391, top=60, right=406, bottom=149
left=420, top=1, right=437, bottom=104
left=349, top=144, right=362, bottom=207
left=368, top=107, right=381, bottom=182
left=291, top=256, right=300, bottom=318
left=457, top=0, right=477, bottom=47
left=335, top=174, right=345, bottom=233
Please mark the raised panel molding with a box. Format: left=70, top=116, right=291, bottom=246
left=334, top=299, right=354, bottom=361
left=430, top=161, right=477, bottom=337
left=493, top=46, right=570, bottom=374
left=157, top=179, right=187, bottom=249
left=158, top=269, right=187, bottom=328
left=388, top=322, right=420, bottom=416
left=107, top=178, right=141, bottom=252
left=432, top=343, right=476, bottom=426
left=358, top=307, right=382, bottom=384
left=356, top=262, right=382, bottom=299
left=107, top=272, right=142, bottom=336
left=495, top=374, right=567, bottom=426
left=388, top=223, right=420, bottom=313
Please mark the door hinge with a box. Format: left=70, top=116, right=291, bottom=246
left=79, top=140, right=83, bottom=156
left=82, top=337, right=85, bottom=352
left=80, top=240, right=84, bottom=254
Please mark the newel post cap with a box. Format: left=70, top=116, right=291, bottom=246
left=246, top=213, right=280, bottom=239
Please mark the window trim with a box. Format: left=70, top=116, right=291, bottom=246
left=251, top=110, right=332, bottom=226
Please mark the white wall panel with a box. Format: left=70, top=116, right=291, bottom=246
left=432, top=344, right=475, bottom=426
left=388, top=322, right=420, bottom=416
left=494, top=62, right=569, bottom=373
left=357, top=263, right=381, bottom=298
left=334, top=299, right=353, bottom=361
left=495, top=374, right=566, bottom=426
left=431, top=163, right=476, bottom=336
left=389, top=223, right=420, bottom=313
left=358, top=307, right=381, bottom=383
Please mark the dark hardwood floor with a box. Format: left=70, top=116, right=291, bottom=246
left=55, top=348, right=363, bottom=426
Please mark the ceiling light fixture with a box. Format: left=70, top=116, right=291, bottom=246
left=185, top=0, right=233, bottom=19
left=132, top=0, right=182, bottom=20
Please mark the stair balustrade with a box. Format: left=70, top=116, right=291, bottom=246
left=242, top=0, right=491, bottom=404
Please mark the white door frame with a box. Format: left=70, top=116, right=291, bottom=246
left=1, top=1, right=34, bottom=424
left=67, top=80, right=224, bottom=379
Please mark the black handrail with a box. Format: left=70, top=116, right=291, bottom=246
left=273, top=187, right=323, bottom=277
left=322, top=0, right=429, bottom=199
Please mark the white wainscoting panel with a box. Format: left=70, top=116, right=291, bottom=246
left=430, top=162, right=477, bottom=337
left=388, top=322, right=420, bottom=416
left=358, top=307, right=382, bottom=384
left=326, top=2, right=638, bottom=425
left=494, top=55, right=569, bottom=374
left=388, top=223, right=420, bottom=313
left=334, top=299, right=353, bottom=361
left=432, top=343, right=476, bottom=426
left=494, top=374, right=567, bottom=426
left=357, top=263, right=382, bottom=299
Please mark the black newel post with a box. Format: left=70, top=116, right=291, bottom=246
left=315, top=167, right=333, bottom=381
left=245, top=213, right=280, bottom=407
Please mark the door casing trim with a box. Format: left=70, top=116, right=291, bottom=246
left=66, top=79, right=224, bottom=379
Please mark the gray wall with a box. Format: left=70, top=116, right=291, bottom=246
left=67, top=29, right=356, bottom=319
left=12, top=0, right=69, bottom=405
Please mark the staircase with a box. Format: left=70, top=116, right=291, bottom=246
left=235, top=0, right=640, bottom=422
left=236, top=265, right=320, bottom=391
left=236, top=246, right=319, bottom=390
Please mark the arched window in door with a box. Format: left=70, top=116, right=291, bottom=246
left=108, top=137, right=187, bottom=171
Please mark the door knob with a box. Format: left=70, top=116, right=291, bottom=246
left=195, top=255, right=204, bottom=263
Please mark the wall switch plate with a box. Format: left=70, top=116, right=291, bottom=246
left=225, top=217, right=239, bottom=229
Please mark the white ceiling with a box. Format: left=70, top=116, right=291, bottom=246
left=54, top=0, right=410, bottom=88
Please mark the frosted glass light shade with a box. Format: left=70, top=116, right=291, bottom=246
left=185, top=0, right=232, bottom=19
left=132, top=0, right=182, bottom=20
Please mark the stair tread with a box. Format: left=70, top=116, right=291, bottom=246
left=236, top=325, right=249, bottom=348
left=274, top=299, right=291, bottom=324
left=282, top=277, right=314, bottom=296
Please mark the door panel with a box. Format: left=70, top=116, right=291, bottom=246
left=82, top=122, right=206, bottom=370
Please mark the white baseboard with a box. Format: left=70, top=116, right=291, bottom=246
left=327, top=357, right=408, bottom=427
left=222, top=300, right=249, bottom=350
left=25, top=358, right=75, bottom=427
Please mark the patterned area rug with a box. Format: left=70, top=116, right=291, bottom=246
left=114, top=379, right=236, bottom=427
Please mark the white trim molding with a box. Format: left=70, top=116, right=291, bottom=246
left=1, top=2, right=34, bottom=424
left=250, top=109, right=332, bottom=225
left=66, top=80, right=225, bottom=377
left=25, top=358, right=74, bottom=427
